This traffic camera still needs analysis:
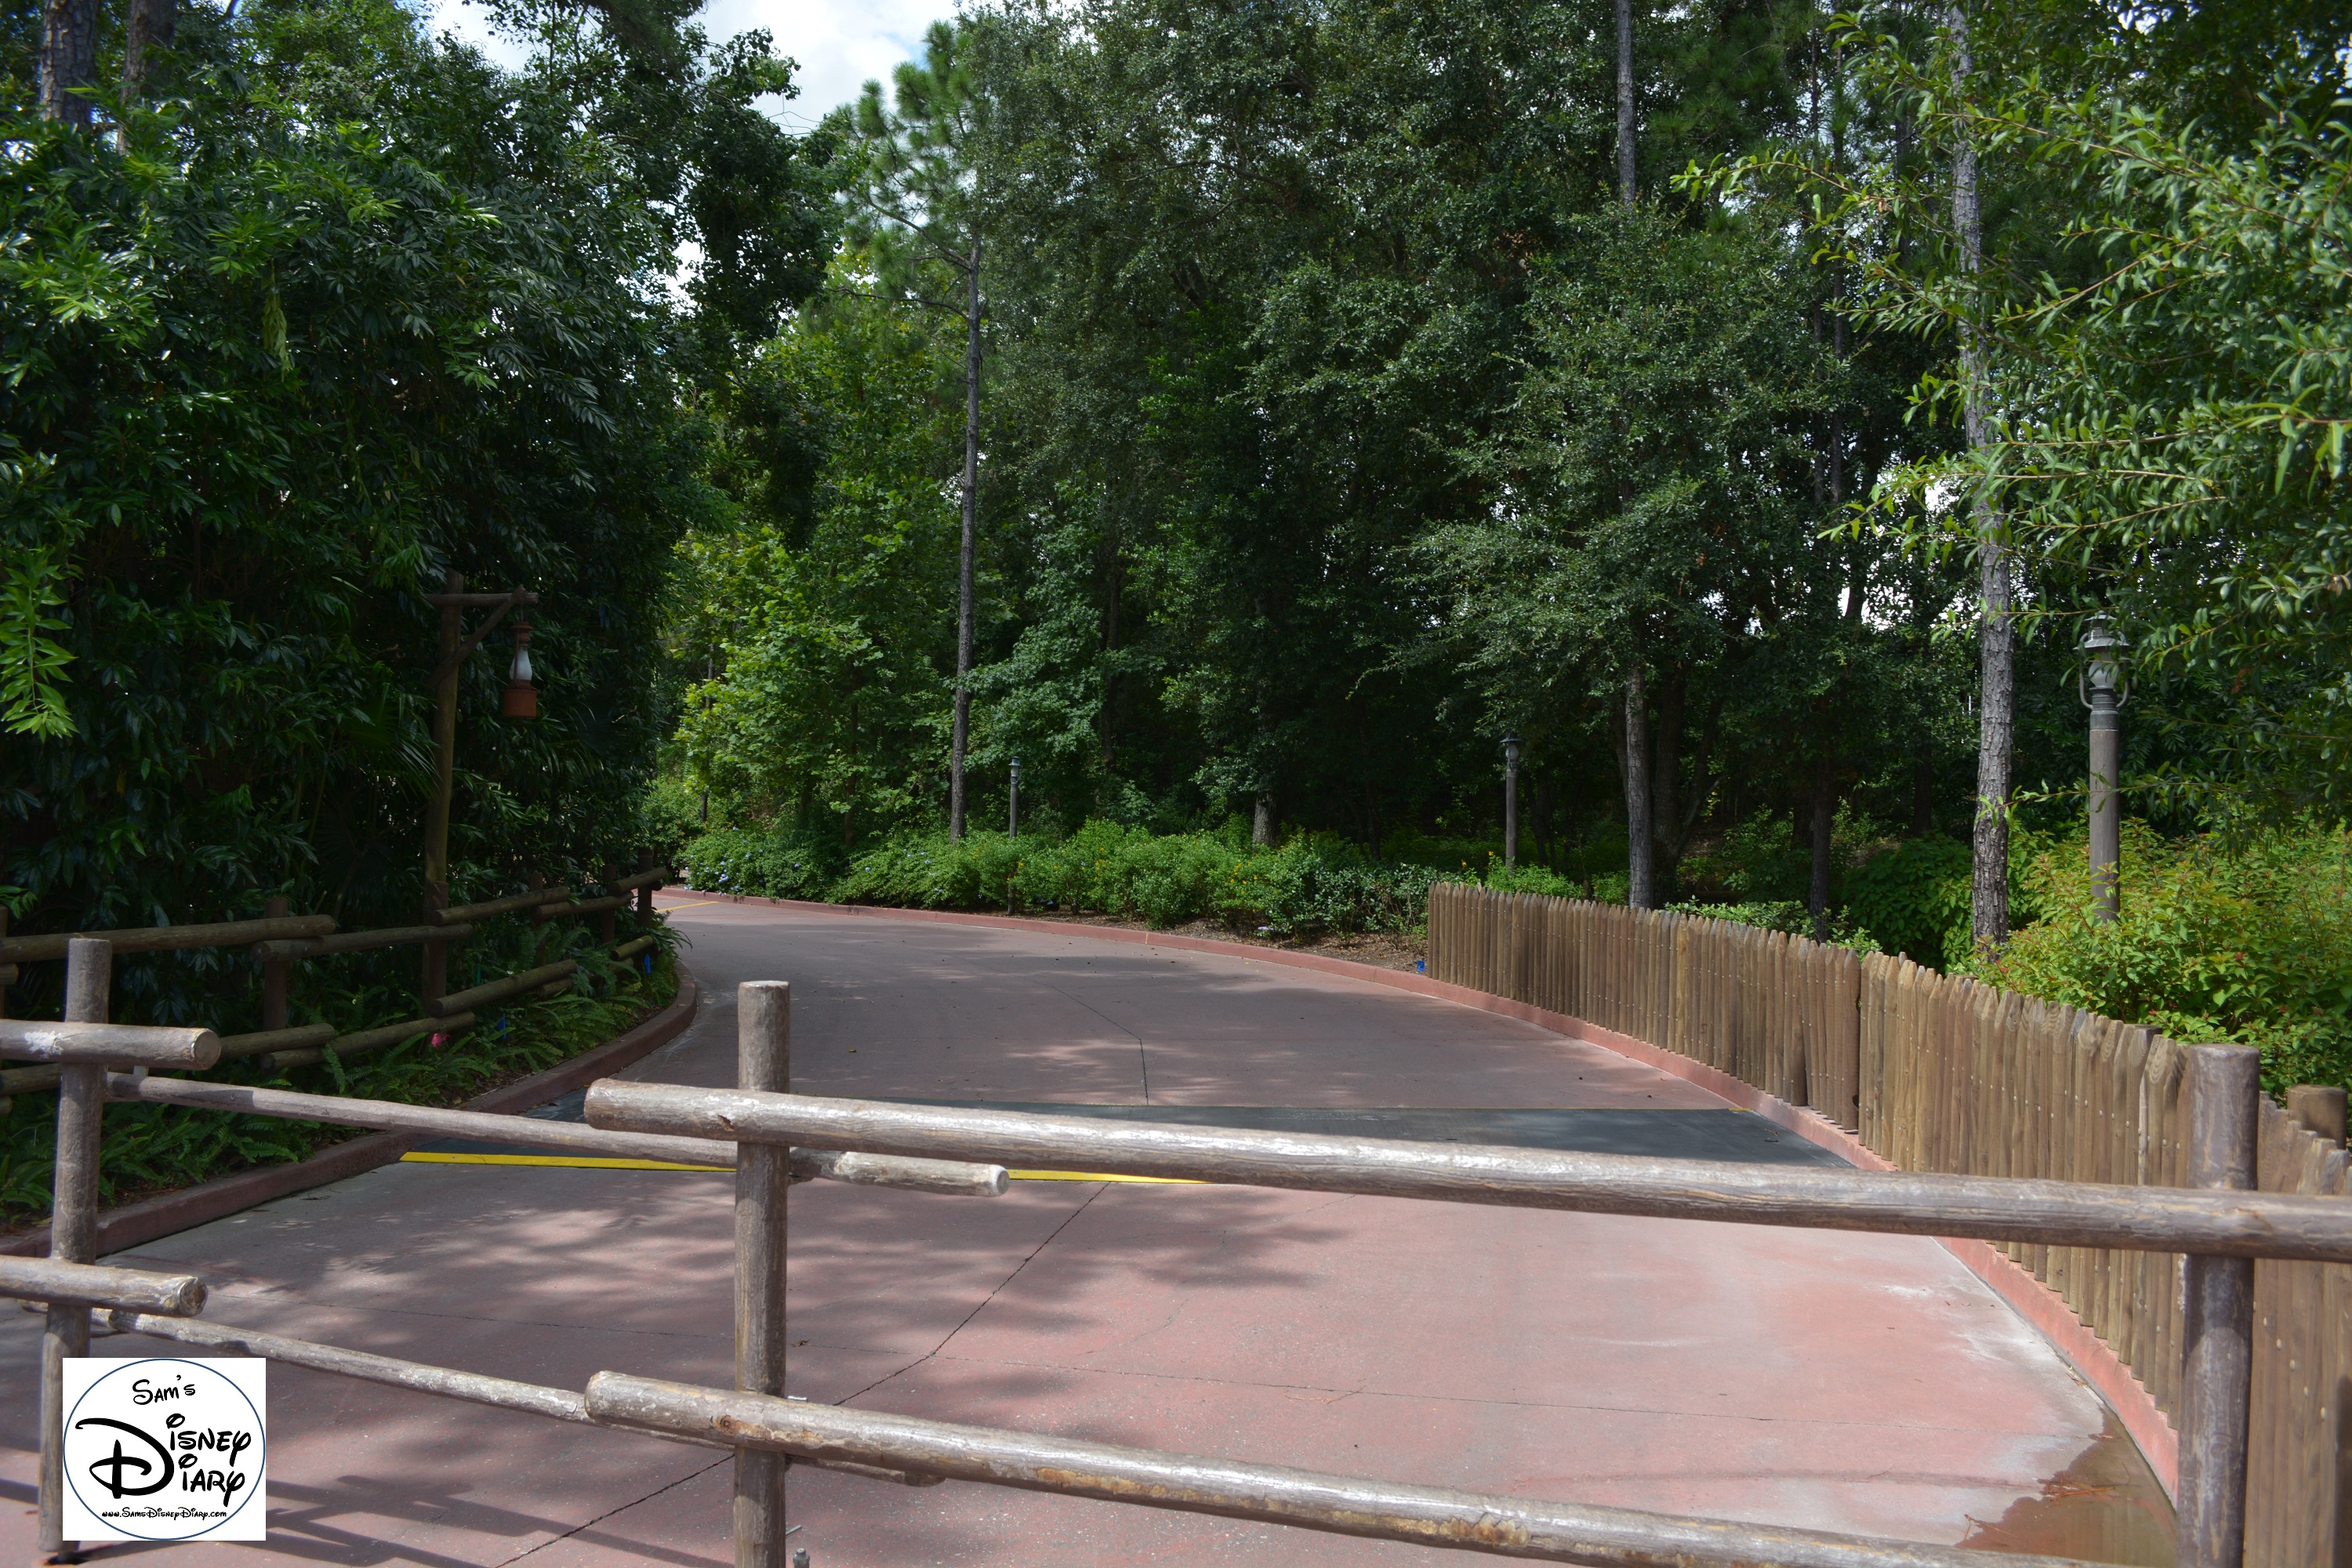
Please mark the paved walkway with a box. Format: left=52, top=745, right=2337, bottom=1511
left=2, top=898, right=2172, bottom=1565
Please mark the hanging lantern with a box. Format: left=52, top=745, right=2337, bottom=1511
left=503, top=614, right=538, bottom=718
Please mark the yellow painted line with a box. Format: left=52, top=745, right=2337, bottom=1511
left=1007, top=1170, right=1202, bottom=1185
left=401, top=1152, right=728, bottom=1171
left=403, top=1152, right=1190, bottom=1183
left=658, top=899, right=723, bottom=912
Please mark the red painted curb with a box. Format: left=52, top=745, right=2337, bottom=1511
left=1, top=966, right=700, bottom=1261
left=675, top=890, right=2182, bottom=1497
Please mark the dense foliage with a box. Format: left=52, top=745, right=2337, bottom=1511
left=681, top=818, right=1449, bottom=937
left=1976, top=826, right=2352, bottom=1093
left=1769, top=30, right=2352, bottom=821
left=1, top=0, right=827, bottom=1029
left=637, top=0, right=2352, bottom=1081
left=0, top=0, right=819, bottom=1220
left=661, top=0, right=2026, bottom=910
left=13, top=0, right=2351, bottom=1098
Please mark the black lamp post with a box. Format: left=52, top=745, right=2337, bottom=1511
left=1008, top=755, right=1022, bottom=840
left=2078, top=614, right=2129, bottom=924
left=1501, top=735, right=1523, bottom=869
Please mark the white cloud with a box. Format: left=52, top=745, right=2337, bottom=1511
left=419, top=0, right=956, bottom=130
left=710, top=0, right=956, bottom=129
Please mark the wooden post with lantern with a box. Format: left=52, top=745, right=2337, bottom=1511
left=419, top=572, right=540, bottom=1005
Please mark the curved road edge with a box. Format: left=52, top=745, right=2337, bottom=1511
left=664, top=888, right=2180, bottom=1499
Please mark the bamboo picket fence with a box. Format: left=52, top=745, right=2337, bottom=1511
left=1426, top=880, right=2352, bottom=1566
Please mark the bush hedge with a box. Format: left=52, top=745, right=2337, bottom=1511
left=684, top=818, right=1447, bottom=937
left=1972, top=823, right=2352, bottom=1093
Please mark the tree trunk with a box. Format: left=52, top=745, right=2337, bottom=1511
left=1809, top=754, right=1835, bottom=942
left=1830, top=49, right=1865, bottom=622
left=1614, top=0, right=1636, bottom=207
left=1099, top=540, right=1120, bottom=777
left=1624, top=670, right=1656, bottom=909
left=1650, top=668, right=1684, bottom=884
left=1253, top=789, right=1276, bottom=848
left=122, top=0, right=176, bottom=96
left=41, top=0, right=96, bottom=124
left=1949, top=3, right=2013, bottom=953
left=949, top=242, right=981, bottom=841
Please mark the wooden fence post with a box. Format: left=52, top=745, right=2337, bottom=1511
left=260, top=895, right=292, bottom=1032
left=422, top=883, right=449, bottom=1010
left=636, top=850, right=660, bottom=924
left=39, top=936, right=110, bottom=1563
left=2178, top=1043, right=2259, bottom=1568
left=735, top=982, right=791, bottom=1568
left=2286, top=1083, right=2347, bottom=1145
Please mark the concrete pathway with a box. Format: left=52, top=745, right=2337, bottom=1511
left=2, top=898, right=2172, bottom=1566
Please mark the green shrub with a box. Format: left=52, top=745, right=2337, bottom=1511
left=1668, top=899, right=1882, bottom=953
left=1975, top=823, right=2352, bottom=1093
left=678, top=824, right=844, bottom=900
left=805, top=821, right=1443, bottom=935
left=1381, top=826, right=1621, bottom=890
left=1479, top=860, right=1580, bottom=898
left=638, top=775, right=711, bottom=863
left=1018, top=822, right=1232, bottom=927
left=1214, top=834, right=1443, bottom=937
left=1845, top=837, right=1974, bottom=965
left=830, top=832, right=1018, bottom=909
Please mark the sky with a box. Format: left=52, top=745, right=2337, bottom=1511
left=420, top=0, right=956, bottom=130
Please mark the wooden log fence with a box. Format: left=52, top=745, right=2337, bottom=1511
left=0, top=914, right=334, bottom=964
left=20, top=960, right=2342, bottom=1565
left=254, top=922, right=478, bottom=961
left=0, top=1255, right=207, bottom=1316
left=426, top=960, right=579, bottom=1018
left=14, top=964, right=992, bottom=1562
left=1425, top=880, right=2352, bottom=1564
left=102, top=1072, right=1011, bottom=1194
left=0, top=863, right=664, bottom=967
left=0, top=861, right=670, bottom=1109
left=582, top=1370, right=2091, bottom=1568
left=579, top=1039, right=2347, bottom=1568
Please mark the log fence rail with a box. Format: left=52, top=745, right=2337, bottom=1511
left=14, top=954, right=2307, bottom=1566
left=0, top=858, right=670, bottom=1111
